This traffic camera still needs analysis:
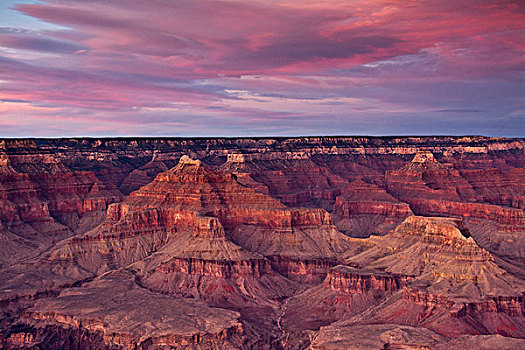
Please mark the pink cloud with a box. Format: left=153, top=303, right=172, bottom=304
left=0, top=0, right=523, bottom=136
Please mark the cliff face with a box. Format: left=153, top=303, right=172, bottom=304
left=333, top=179, right=413, bottom=237
left=385, top=151, right=525, bottom=226
left=16, top=270, right=248, bottom=350
left=324, top=266, right=407, bottom=294
left=1, top=155, right=348, bottom=334
left=0, top=141, right=122, bottom=268
left=31, top=136, right=525, bottom=161
left=121, top=157, right=347, bottom=312
left=1, top=136, right=524, bottom=349
left=346, top=216, right=525, bottom=296
left=339, top=215, right=525, bottom=338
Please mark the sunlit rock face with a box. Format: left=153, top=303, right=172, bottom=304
left=1, top=136, right=524, bottom=349
left=332, top=179, right=413, bottom=237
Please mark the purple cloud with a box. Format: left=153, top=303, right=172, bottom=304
left=0, top=0, right=523, bottom=137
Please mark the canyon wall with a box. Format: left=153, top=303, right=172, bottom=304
left=0, top=136, right=524, bottom=349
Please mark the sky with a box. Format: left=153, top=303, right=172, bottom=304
left=0, top=0, right=523, bottom=137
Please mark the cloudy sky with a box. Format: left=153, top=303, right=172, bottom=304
left=0, top=0, right=523, bottom=137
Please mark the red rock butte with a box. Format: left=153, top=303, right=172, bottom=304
left=0, top=136, right=524, bottom=349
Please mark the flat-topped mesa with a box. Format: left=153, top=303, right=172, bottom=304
left=167, top=155, right=204, bottom=177
left=178, top=154, right=201, bottom=166
left=391, top=216, right=494, bottom=260
left=397, top=216, right=471, bottom=242
left=412, top=150, right=436, bottom=163
left=154, top=155, right=226, bottom=185
left=397, top=150, right=448, bottom=173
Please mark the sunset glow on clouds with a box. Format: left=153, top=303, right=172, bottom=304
left=0, top=0, right=524, bottom=137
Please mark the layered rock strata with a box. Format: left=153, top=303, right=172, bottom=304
left=1, top=137, right=525, bottom=349
left=8, top=270, right=247, bottom=350
left=0, top=141, right=122, bottom=268
left=386, top=151, right=525, bottom=227
left=342, top=216, right=525, bottom=337
left=332, top=179, right=413, bottom=237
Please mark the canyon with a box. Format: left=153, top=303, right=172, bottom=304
left=0, top=136, right=524, bottom=349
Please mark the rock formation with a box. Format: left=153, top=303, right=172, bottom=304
left=332, top=179, right=413, bottom=237
left=0, top=140, right=122, bottom=268
left=340, top=216, right=525, bottom=337
left=1, top=136, right=524, bottom=349
left=16, top=270, right=248, bottom=349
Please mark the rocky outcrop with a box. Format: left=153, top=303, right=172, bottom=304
left=404, top=198, right=525, bottom=226
left=339, top=216, right=525, bottom=338
left=29, top=156, right=341, bottom=317
left=346, top=216, right=525, bottom=297
left=220, top=152, right=349, bottom=210
left=32, top=136, right=525, bottom=162
left=452, top=295, right=525, bottom=318
left=309, top=323, right=525, bottom=350
left=359, top=287, right=525, bottom=337
left=333, top=179, right=413, bottom=237
left=458, top=168, right=525, bottom=209
left=0, top=142, right=122, bottom=267
left=401, top=288, right=456, bottom=309
left=278, top=266, right=407, bottom=333
left=156, top=257, right=272, bottom=278
left=334, top=180, right=412, bottom=219
left=386, top=151, right=525, bottom=227
left=325, top=266, right=407, bottom=294
left=12, top=270, right=248, bottom=350
left=268, top=256, right=338, bottom=283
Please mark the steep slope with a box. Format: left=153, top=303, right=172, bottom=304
left=343, top=216, right=525, bottom=337
left=119, top=156, right=351, bottom=287
left=385, top=150, right=525, bottom=271
left=0, top=140, right=122, bottom=268
left=3, top=270, right=248, bottom=350
left=280, top=215, right=525, bottom=343
left=1, top=155, right=355, bottom=348
left=332, top=179, right=413, bottom=237
left=220, top=151, right=349, bottom=210
left=385, top=151, right=525, bottom=227
left=347, top=216, right=525, bottom=298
